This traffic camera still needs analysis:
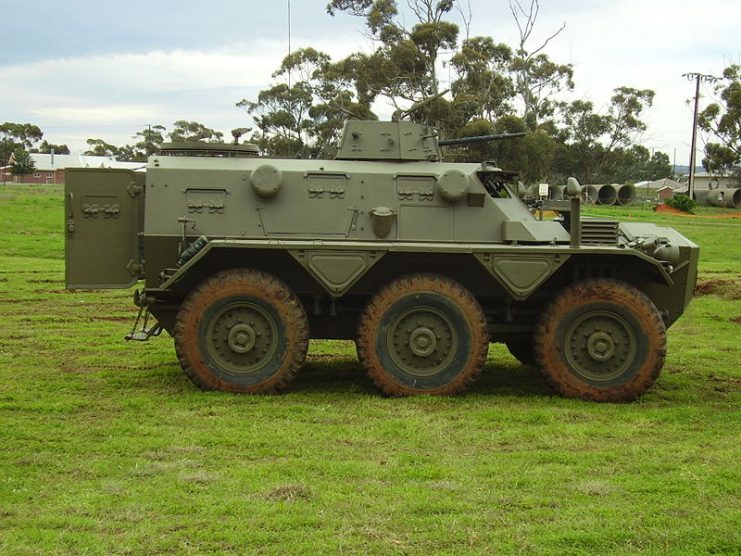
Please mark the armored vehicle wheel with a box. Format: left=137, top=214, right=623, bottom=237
left=505, top=339, right=537, bottom=366
left=534, top=278, right=666, bottom=402
left=174, top=269, right=309, bottom=393
left=357, top=274, right=489, bottom=396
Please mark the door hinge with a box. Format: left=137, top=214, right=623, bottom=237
left=127, top=181, right=144, bottom=198
left=126, top=259, right=145, bottom=278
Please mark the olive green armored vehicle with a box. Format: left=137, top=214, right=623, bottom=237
left=65, top=118, right=698, bottom=401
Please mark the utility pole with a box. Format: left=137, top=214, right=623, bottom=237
left=683, top=72, right=719, bottom=199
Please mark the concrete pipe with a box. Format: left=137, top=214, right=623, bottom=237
left=584, top=185, right=598, bottom=204
left=515, top=182, right=528, bottom=199
left=707, top=188, right=741, bottom=209
left=616, top=184, right=636, bottom=205
left=548, top=184, right=565, bottom=200
left=692, top=189, right=710, bottom=205
left=586, top=184, right=618, bottom=205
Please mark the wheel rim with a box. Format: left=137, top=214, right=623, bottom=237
left=203, top=300, right=278, bottom=375
left=564, top=310, right=637, bottom=383
left=386, top=306, right=457, bottom=377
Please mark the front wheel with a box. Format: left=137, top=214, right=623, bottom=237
left=174, top=269, right=309, bottom=393
left=534, top=278, right=666, bottom=402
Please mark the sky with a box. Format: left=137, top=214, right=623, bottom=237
left=2, top=0, right=739, bottom=165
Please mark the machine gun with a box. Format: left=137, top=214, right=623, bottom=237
left=438, top=132, right=527, bottom=147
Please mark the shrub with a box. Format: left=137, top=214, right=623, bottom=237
left=665, top=193, right=695, bottom=214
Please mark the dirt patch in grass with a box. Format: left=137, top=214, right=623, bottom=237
left=692, top=211, right=741, bottom=219
left=59, top=362, right=166, bottom=374
left=694, top=279, right=741, bottom=299
left=44, top=289, right=97, bottom=294
left=654, top=204, right=741, bottom=219
left=655, top=204, right=693, bottom=216
left=707, top=374, right=741, bottom=394
left=265, top=484, right=313, bottom=503
left=731, top=316, right=741, bottom=325
left=695, top=279, right=731, bottom=295
left=95, top=315, right=132, bottom=322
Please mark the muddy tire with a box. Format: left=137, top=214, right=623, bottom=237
left=534, top=278, right=666, bottom=402
left=357, top=273, right=489, bottom=396
left=174, top=269, right=309, bottom=393
left=505, top=338, right=537, bottom=366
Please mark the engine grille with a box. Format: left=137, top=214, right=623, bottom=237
left=580, top=218, right=619, bottom=245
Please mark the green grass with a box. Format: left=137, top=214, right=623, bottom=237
left=0, top=185, right=739, bottom=555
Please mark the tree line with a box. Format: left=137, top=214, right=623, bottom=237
left=2, top=0, right=738, bottom=185
left=233, top=0, right=675, bottom=184
left=0, top=120, right=224, bottom=175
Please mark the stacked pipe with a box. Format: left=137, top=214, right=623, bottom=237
left=706, top=188, right=741, bottom=209
left=585, top=184, right=618, bottom=205
left=517, top=184, right=569, bottom=201
left=548, top=184, right=565, bottom=201
left=692, top=189, right=710, bottom=204
left=616, top=184, right=636, bottom=205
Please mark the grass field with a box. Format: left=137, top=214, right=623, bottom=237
left=0, top=184, right=739, bottom=555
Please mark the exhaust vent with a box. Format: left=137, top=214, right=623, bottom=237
left=580, top=218, right=619, bottom=245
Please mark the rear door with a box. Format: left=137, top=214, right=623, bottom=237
left=65, top=168, right=145, bottom=288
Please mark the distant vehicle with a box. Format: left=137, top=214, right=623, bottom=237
left=65, top=115, right=698, bottom=401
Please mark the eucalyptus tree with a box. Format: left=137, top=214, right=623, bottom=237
left=698, top=64, right=741, bottom=180
left=0, top=123, right=43, bottom=166
left=32, top=141, right=70, bottom=155
left=326, top=0, right=460, bottom=103
left=508, top=0, right=573, bottom=128
left=169, top=121, right=224, bottom=143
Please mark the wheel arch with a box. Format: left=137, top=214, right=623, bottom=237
left=158, top=243, right=325, bottom=299
left=533, top=252, right=672, bottom=309
left=347, top=251, right=507, bottom=301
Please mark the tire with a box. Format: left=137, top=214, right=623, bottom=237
left=174, top=269, right=309, bottom=393
left=505, top=338, right=537, bottom=366
left=534, top=278, right=666, bottom=402
left=357, top=273, right=489, bottom=396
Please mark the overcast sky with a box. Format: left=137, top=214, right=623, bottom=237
left=2, top=0, right=739, bottom=164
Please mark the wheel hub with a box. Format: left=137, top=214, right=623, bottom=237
left=564, top=310, right=637, bottom=383
left=586, top=331, right=615, bottom=361
left=409, top=327, right=437, bottom=357
left=387, top=307, right=456, bottom=377
left=203, top=300, right=278, bottom=375
left=227, top=323, right=256, bottom=354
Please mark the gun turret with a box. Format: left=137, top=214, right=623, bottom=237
left=438, top=132, right=526, bottom=147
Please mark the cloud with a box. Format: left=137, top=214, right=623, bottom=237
left=0, top=36, right=364, bottom=151
left=1, top=0, right=739, bottom=163
left=31, top=105, right=161, bottom=124
left=466, top=0, right=740, bottom=163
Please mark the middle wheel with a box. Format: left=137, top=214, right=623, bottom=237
left=357, top=274, right=489, bottom=396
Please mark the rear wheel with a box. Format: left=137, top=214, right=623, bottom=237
left=357, top=274, right=488, bottom=396
left=174, top=269, right=309, bottom=393
left=534, top=278, right=666, bottom=402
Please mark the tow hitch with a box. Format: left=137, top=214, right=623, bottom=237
left=125, top=290, right=164, bottom=342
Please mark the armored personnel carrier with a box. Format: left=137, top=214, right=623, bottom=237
left=65, top=118, right=698, bottom=401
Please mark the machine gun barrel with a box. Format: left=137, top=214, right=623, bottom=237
left=438, top=132, right=526, bottom=147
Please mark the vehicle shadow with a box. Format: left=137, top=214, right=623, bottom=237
left=288, top=356, right=553, bottom=399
